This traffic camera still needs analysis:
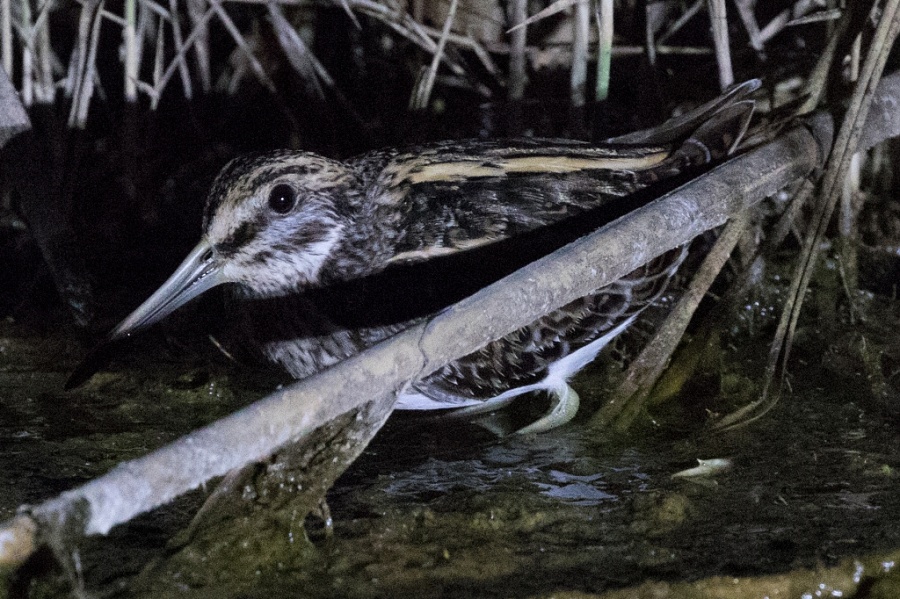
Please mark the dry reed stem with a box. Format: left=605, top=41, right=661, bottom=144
left=778, top=3, right=900, bottom=348
left=506, top=0, right=578, bottom=33
left=644, top=1, right=658, bottom=66
left=268, top=3, right=326, bottom=99
left=334, top=0, right=361, bottom=29
left=68, top=0, right=104, bottom=127
left=1, top=0, right=12, bottom=77
left=348, top=0, right=469, bottom=78
left=2, top=0, right=740, bottom=116
left=0, top=57, right=29, bottom=146
left=35, top=15, right=54, bottom=102
left=186, top=0, right=211, bottom=91
left=167, top=0, right=194, bottom=98
left=799, top=3, right=849, bottom=114
left=733, top=0, right=763, bottom=53
left=124, top=0, right=137, bottom=101
left=411, top=0, right=457, bottom=109
left=133, top=3, right=148, bottom=85
left=20, top=0, right=31, bottom=105
left=19, top=0, right=57, bottom=104
left=591, top=212, right=751, bottom=431
left=150, top=2, right=215, bottom=107
left=721, top=3, right=900, bottom=431
left=759, top=0, right=832, bottom=44
left=706, top=0, right=734, bottom=89
left=152, top=8, right=165, bottom=92
left=571, top=0, right=588, bottom=108
left=508, top=0, right=526, bottom=101
left=595, top=0, right=612, bottom=101
left=657, top=0, right=704, bottom=46
left=481, top=42, right=711, bottom=56
left=267, top=3, right=369, bottom=127
left=209, top=0, right=275, bottom=91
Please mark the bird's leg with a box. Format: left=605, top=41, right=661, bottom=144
left=470, top=410, right=516, bottom=436
left=515, top=383, right=580, bottom=435
left=309, top=498, right=334, bottom=540
left=441, top=395, right=519, bottom=419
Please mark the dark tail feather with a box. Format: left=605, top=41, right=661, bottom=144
left=629, top=97, right=755, bottom=184
left=672, top=99, right=755, bottom=165
left=606, top=79, right=760, bottom=146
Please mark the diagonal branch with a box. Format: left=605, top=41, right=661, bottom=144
left=51, top=63, right=900, bottom=563
left=0, top=113, right=833, bottom=569
left=756, top=4, right=900, bottom=430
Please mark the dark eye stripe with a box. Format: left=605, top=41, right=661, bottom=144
left=216, top=221, right=258, bottom=257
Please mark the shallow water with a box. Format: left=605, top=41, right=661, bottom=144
left=2, top=290, right=900, bottom=597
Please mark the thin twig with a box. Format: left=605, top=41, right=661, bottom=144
left=591, top=212, right=751, bottom=432
left=571, top=0, right=589, bottom=108
left=70, top=0, right=105, bottom=127
left=411, top=0, right=458, bottom=110
left=508, top=0, right=527, bottom=101
left=166, top=0, right=193, bottom=99
left=707, top=0, right=734, bottom=89
left=124, top=0, right=137, bottom=101
left=758, top=0, right=829, bottom=44
left=733, top=0, right=764, bottom=53
left=507, top=0, right=578, bottom=33
left=209, top=0, right=276, bottom=92
left=720, top=2, right=900, bottom=431
left=658, top=0, right=704, bottom=45
left=186, top=0, right=211, bottom=92
left=1, top=0, right=11, bottom=78
left=150, top=2, right=215, bottom=108
left=595, top=0, right=612, bottom=101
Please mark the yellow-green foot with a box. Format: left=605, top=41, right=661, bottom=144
left=515, top=383, right=580, bottom=435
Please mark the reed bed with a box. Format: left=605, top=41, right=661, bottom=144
left=0, top=0, right=836, bottom=127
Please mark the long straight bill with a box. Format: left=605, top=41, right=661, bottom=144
left=108, top=239, right=224, bottom=341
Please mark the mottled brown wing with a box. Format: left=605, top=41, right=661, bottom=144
left=416, top=247, right=689, bottom=400
left=386, top=159, right=666, bottom=263
left=356, top=92, right=754, bottom=266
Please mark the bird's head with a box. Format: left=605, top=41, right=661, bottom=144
left=108, top=150, right=360, bottom=341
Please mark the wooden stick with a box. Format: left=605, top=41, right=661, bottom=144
left=0, top=64, right=30, bottom=148
left=0, top=117, right=828, bottom=569
left=707, top=0, right=734, bottom=89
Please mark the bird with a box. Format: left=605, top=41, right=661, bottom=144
left=72, top=80, right=758, bottom=435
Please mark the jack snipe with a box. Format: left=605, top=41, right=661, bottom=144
left=72, top=81, right=757, bottom=434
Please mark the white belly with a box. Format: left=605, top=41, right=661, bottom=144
left=395, top=315, right=636, bottom=411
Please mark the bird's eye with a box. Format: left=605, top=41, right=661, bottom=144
left=268, top=184, right=297, bottom=214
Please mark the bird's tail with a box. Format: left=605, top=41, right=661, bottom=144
left=606, top=79, right=760, bottom=147
left=621, top=82, right=758, bottom=186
